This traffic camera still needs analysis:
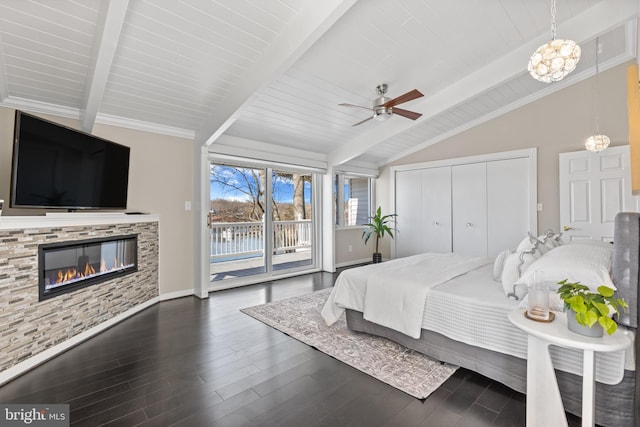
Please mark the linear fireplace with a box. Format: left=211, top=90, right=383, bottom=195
left=38, top=234, right=138, bottom=301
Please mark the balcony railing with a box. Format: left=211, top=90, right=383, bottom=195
left=210, top=220, right=312, bottom=260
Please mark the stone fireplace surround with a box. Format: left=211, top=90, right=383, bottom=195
left=0, top=213, right=159, bottom=384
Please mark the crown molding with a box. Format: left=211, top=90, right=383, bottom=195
left=95, top=113, right=195, bottom=140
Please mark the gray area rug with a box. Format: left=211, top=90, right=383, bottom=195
left=240, top=288, right=457, bottom=399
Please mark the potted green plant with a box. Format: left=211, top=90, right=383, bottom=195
left=556, top=279, right=628, bottom=336
left=362, top=207, right=397, bottom=264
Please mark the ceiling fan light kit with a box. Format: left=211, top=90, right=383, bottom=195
left=340, top=83, right=424, bottom=126
left=528, top=0, right=581, bottom=83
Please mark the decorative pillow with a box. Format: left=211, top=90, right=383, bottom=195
left=514, top=242, right=615, bottom=292
left=537, top=229, right=563, bottom=252
left=501, top=244, right=542, bottom=299
left=493, top=249, right=511, bottom=281
left=516, top=233, right=539, bottom=252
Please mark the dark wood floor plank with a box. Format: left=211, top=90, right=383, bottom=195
left=0, top=269, right=544, bottom=426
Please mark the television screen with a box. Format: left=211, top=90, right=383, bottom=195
left=10, top=111, right=130, bottom=210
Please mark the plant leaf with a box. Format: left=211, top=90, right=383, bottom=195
left=583, top=310, right=598, bottom=327
left=593, top=302, right=610, bottom=317
left=599, top=316, right=618, bottom=335
left=598, top=285, right=614, bottom=298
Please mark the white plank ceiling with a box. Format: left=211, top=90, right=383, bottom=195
left=0, top=0, right=637, bottom=172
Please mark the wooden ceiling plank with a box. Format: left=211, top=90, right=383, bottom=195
left=81, top=0, right=129, bottom=132
left=196, top=0, right=358, bottom=146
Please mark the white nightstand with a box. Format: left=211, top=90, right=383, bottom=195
left=508, top=309, right=632, bottom=427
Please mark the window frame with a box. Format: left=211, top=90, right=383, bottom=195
left=335, top=173, right=376, bottom=228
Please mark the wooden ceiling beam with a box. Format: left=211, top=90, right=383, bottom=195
left=80, top=0, right=129, bottom=133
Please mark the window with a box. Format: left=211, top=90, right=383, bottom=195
left=335, top=174, right=374, bottom=226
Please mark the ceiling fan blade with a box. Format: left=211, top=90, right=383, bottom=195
left=352, top=116, right=374, bottom=126
left=382, top=89, right=424, bottom=108
left=392, top=107, right=422, bottom=121
left=339, top=103, right=373, bottom=111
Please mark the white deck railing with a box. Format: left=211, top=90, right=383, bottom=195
left=210, top=220, right=312, bottom=260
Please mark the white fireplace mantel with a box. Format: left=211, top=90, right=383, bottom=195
left=0, top=212, right=159, bottom=230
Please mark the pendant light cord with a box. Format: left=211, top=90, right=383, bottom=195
left=594, top=37, right=600, bottom=134
left=550, top=0, right=557, bottom=41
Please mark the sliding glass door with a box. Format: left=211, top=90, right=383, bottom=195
left=271, top=169, right=313, bottom=271
left=208, top=161, right=318, bottom=288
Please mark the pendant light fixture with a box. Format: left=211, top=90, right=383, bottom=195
left=528, top=0, right=581, bottom=83
left=585, top=37, right=610, bottom=152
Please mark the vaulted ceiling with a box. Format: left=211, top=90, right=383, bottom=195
left=0, top=0, right=637, bottom=173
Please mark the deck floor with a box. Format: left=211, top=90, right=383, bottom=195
left=210, top=251, right=312, bottom=281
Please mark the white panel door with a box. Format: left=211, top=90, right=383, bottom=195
left=421, top=166, right=452, bottom=253
left=452, top=163, right=487, bottom=256
left=487, top=158, right=530, bottom=255
left=395, top=169, right=425, bottom=257
left=559, top=145, right=639, bottom=242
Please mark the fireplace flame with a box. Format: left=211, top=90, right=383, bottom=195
left=53, top=257, right=124, bottom=285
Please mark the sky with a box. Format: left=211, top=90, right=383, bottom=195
left=210, top=165, right=312, bottom=204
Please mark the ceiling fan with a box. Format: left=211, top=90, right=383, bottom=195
left=339, top=84, right=424, bottom=126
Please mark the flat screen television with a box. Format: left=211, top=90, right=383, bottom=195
left=10, top=111, right=130, bottom=210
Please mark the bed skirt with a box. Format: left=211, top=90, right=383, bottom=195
left=345, top=309, right=635, bottom=427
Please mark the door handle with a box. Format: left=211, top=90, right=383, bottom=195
left=433, top=221, right=439, bottom=226
left=563, top=226, right=575, bottom=231
left=466, top=222, right=473, bottom=228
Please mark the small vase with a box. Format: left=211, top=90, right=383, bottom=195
left=567, top=310, right=603, bottom=337
left=372, top=253, right=382, bottom=264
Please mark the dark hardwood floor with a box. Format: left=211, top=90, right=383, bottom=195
left=0, top=269, right=584, bottom=426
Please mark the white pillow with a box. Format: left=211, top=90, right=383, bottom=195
left=501, top=246, right=542, bottom=299
left=515, top=243, right=614, bottom=292
left=493, top=249, right=511, bottom=281
left=516, top=233, right=538, bottom=252
left=568, top=239, right=613, bottom=249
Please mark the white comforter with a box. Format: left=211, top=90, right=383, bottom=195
left=321, top=252, right=492, bottom=338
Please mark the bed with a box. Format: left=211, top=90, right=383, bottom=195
left=321, top=212, right=639, bottom=427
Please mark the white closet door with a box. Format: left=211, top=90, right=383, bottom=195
left=395, top=169, right=424, bottom=257
left=487, top=158, right=530, bottom=255
left=421, top=166, right=452, bottom=253
left=452, top=163, right=487, bottom=256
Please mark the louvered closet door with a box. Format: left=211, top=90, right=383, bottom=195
left=395, top=169, right=424, bottom=257
left=452, top=163, right=487, bottom=256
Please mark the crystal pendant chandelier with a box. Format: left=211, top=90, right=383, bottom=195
left=585, top=37, right=610, bottom=152
left=528, top=0, right=581, bottom=83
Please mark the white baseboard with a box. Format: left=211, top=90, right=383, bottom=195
left=0, top=297, right=160, bottom=387
left=335, top=258, right=370, bottom=268
left=159, top=289, right=194, bottom=301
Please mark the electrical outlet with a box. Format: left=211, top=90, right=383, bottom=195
left=537, top=203, right=543, bottom=211
left=185, top=201, right=191, bottom=211
left=348, top=245, right=353, bottom=252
